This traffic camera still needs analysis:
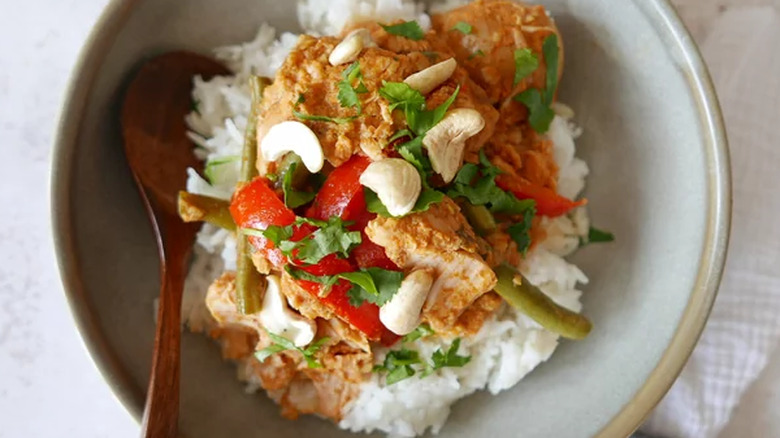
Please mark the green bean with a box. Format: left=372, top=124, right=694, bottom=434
left=177, top=191, right=236, bottom=232
left=235, top=75, right=270, bottom=315
left=493, top=264, right=592, bottom=340
left=240, top=76, right=270, bottom=182
left=462, top=203, right=497, bottom=235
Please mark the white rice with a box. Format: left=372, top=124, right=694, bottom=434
left=181, top=1, right=590, bottom=436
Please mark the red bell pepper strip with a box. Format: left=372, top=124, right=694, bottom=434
left=295, top=254, right=397, bottom=344
left=308, top=154, right=371, bottom=222
left=230, top=177, right=296, bottom=266
left=496, top=174, right=586, bottom=217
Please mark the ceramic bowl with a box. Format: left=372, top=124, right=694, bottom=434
left=52, top=0, right=730, bottom=437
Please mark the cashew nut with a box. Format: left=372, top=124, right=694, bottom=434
left=359, top=158, right=422, bottom=217
left=205, top=274, right=316, bottom=347
left=259, top=275, right=316, bottom=347
left=260, top=121, right=324, bottom=173
left=380, top=269, right=435, bottom=335
left=329, top=28, right=375, bottom=66
left=403, top=58, right=457, bottom=95
left=422, top=108, right=485, bottom=183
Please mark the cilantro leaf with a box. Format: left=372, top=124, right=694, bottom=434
left=255, top=331, right=330, bottom=368
left=430, top=338, right=471, bottom=370
left=293, top=93, right=356, bottom=124
left=381, top=20, right=425, bottom=41
left=513, top=34, right=559, bottom=133
left=337, top=61, right=368, bottom=113
left=374, top=339, right=470, bottom=384
left=344, top=267, right=404, bottom=307
left=373, top=349, right=422, bottom=385
left=451, top=21, right=472, bottom=34
left=241, top=225, right=293, bottom=246
left=364, top=187, right=443, bottom=218
left=543, top=34, right=560, bottom=104
left=507, top=207, right=535, bottom=254
left=513, top=48, right=539, bottom=87
left=406, top=85, right=460, bottom=137
left=283, top=217, right=362, bottom=264
left=396, top=136, right=429, bottom=173
left=515, top=88, right=555, bottom=133
left=293, top=109, right=357, bottom=124
left=389, top=129, right=413, bottom=143
left=282, top=161, right=316, bottom=208
left=584, top=226, right=615, bottom=244
left=448, top=152, right=534, bottom=215
left=379, top=81, right=426, bottom=112
left=285, top=266, right=337, bottom=284
left=402, top=324, right=434, bottom=343
left=448, top=152, right=536, bottom=251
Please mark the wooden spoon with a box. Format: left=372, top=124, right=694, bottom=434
left=121, top=52, right=230, bottom=438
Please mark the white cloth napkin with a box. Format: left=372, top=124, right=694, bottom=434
left=641, top=6, right=780, bottom=438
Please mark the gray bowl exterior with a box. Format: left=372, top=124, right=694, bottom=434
left=51, top=0, right=730, bottom=437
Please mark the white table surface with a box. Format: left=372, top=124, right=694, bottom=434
left=0, top=1, right=777, bottom=437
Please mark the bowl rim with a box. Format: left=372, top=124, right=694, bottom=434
left=50, top=0, right=731, bottom=436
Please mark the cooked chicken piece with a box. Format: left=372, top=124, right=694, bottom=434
left=257, top=35, right=429, bottom=172
left=426, top=67, right=499, bottom=163
left=452, top=292, right=504, bottom=335
left=258, top=34, right=499, bottom=175
left=342, top=21, right=439, bottom=55
left=318, top=317, right=371, bottom=353
left=280, top=270, right=335, bottom=321
left=431, top=0, right=563, bottom=104
left=485, top=118, right=559, bottom=189
left=365, top=197, right=497, bottom=332
left=205, top=272, right=266, bottom=347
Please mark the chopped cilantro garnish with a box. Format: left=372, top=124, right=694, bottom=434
left=448, top=151, right=536, bottom=252
left=381, top=20, right=425, bottom=41
left=344, top=267, right=404, bottom=307
left=515, top=89, right=555, bottom=133
left=448, top=151, right=536, bottom=215
left=374, top=338, right=471, bottom=384
left=286, top=265, right=403, bottom=306
left=337, top=61, right=369, bottom=114
left=588, top=226, right=615, bottom=243
left=246, top=217, right=361, bottom=265
left=285, top=266, right=341, bottom=295
left=580, top=226, right=615, bottom=247
left=506, top=207, right=535, bottom=254
left=282, top=161, right=316, bottom=208
left=293, top=93, right=356, bottom=124
left=191, top=98, right=201, bottom=114
left=289, top=217, right=361, bottom=264
left=513, top=48, right=539, bottom=87
left=451, top=21, right=472, bottom=34
left=256, top=331, right=330, bottom=369
left=402, top=324, right=434, bottom=343
left=421, top=51, right=439, bottom=61
left=379, top=81, right=426, bottom=113
left=374, top=349, right=422, bottom=385
left=379, top=80, right=458, bottom=181
left=429, top=338, right=471, bottom=370
left=513, top=34, right=559, bottom=133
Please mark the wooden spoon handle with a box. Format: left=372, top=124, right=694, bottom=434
left=139, top=206, right=190, bottom=438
